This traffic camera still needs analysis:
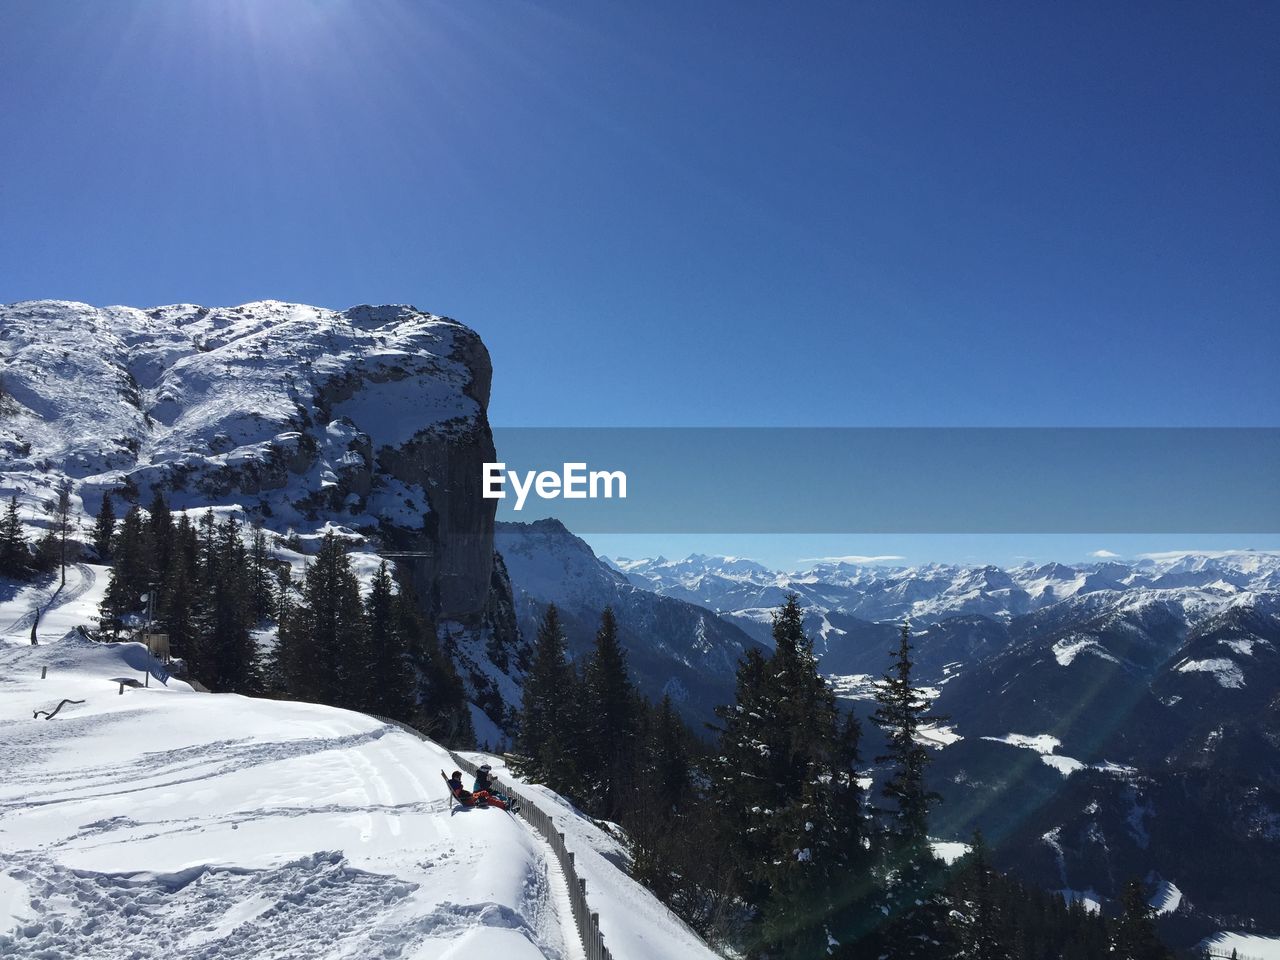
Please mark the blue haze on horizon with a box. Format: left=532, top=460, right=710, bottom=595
left=2, top=1, right=1277, bottom=566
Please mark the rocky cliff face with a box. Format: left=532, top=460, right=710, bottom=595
left=0, top=299, right=511, bottom=636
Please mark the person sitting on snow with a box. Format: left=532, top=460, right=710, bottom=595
left=444, top=769, right=514, bottom=811
left=446, top=770, right=474, bottom=804
left=472, top=764, right=515, bottom=808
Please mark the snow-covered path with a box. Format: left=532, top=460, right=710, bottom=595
left=0, top=630, right=577, bottom=959
left=0, top=562, right=97, bottom=639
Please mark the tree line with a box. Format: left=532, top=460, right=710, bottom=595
left=0, top=490, right=77, bottom=583
left=93, top=492, right=473, bottom=743
left=515, top=595, right=1173, bottom=960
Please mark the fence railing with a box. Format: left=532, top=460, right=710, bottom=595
left=370, top=715, right=613, bottom=960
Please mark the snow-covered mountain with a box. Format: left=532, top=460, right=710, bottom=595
left=1, top=299, right=500, bottom=625
left=611, top=551, right=1280, bottom=660
left=1, top=299, right=526, bottom=732
left=496, top=520, right=763, bottom=725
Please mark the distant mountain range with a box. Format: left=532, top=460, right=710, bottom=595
left=552, top=545, right=1280, bottom=939
left=609, top=551, right=1280, bottom=676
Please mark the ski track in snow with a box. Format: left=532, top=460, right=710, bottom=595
left=1, top=852, right=423, bottom=960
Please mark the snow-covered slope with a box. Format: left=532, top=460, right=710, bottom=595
left=2, top=634, right=574, bottom=958
left=1, top=601, right=707, bottom=958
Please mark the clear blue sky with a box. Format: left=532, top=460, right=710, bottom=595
left=3, top=1, right=1277, bottom=565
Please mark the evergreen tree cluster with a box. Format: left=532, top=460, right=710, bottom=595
left=515, top=594, right=1174, bottom=960
left=516, top=605, right=647, bottom=819
left=98, top=494, right=271, bottom=694
left=270, top=539, right=472, bottom=743
left=95, top=494, right=473, bottom=744
left=0, top=491, right=83, bottom=583
left=515, top=603, right=731, bottom=926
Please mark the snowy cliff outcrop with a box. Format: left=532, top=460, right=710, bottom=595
left=0, top=299, right=507, bottom=634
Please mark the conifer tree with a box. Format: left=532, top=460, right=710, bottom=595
left=247, top=525, right=275, bottom=624
left=272, top=568, right=309, bottom=696
left=172, top=511, right=200, bottom=582
left=146, top=490, right=172, bottom=580
left=952, top=831, right=1009, bottom=960
left=871, top=621, right=947, bottom=959
left=263, top=568, right=298, bottom=694
left=582, top=607, right=638, bottom=816
left=628, top=694, right=697, bottom=904
left=293, top=532, right=365, bottom=706
left=100, top=506, right=148, bottom=637
left=0, top=496, right=31, bottom=580
left=712, top=644, right=781, bottom=911
left=874, top=622, right=941, bottom=849
left=160, top=556, right=203, bottom=679
left=364, top=561, right=414, bottom=719
left=1112, top=880, right=1171, bottom=960
left=711, top=596, right=874, bottom=959
left=201, top=517, right=261, bottom=693
left=92, top=493, right=116, bottom=562
left=197, top=509, right=218, bottom=580
left=518, top=604, right=580, bottom=790
left=45, top=483, right=76, bottom=585
left=759, top=597, right=871, bottom=960
left=647, top=694, right=690, bottom=816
